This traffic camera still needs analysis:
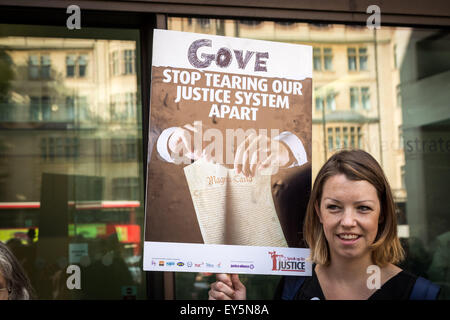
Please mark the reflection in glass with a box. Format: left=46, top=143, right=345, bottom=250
left=123, top=49, right=135, bottom=75
left=78, top=54, right=87, bottom=77
left=313, top=47, right=321, bottom=71
left=326, top=92, right=336, bottom=111
left=28, top=55, right=39, bottom=80
left=168, top=16, right=450, bottom=300
left=357, top=127, right=362, bottom=149
left=350, top=127, right=356, bottom=148
left=350, top=87, right=359, bottom=110
left=359, top=47, right=368, bottom=70
left=40, top=54, right=51, bottom=79
left=323, top=48, right=333, bottom=70
left=343, top=127, right=348, bottom=148
left=0, top=25, right=145, bottom=299
left=327, top=128, right=333, bottom=152
left=315, top=96, right=324, bottom=111
left=361, top=87, right=370, bottom=110
left=335, top=127, right=341, bottom=149
left=66, top=55, right=76, bottom=78
left=348, top=48, right=357, bottom=71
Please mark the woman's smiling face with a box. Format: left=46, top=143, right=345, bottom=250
left=317, top=174, right=382, bottom=262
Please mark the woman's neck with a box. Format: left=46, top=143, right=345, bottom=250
left=319, top=253, right=374, bottom=284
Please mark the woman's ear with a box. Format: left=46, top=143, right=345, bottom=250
left=314, top=201, right=323, bottom=224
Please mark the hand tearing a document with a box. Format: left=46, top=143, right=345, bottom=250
left=158, top=121, right=306, bottom=177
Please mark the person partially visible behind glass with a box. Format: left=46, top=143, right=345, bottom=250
left=0, top=242, right=34, bottom=300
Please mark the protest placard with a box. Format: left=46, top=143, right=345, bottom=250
left=144, top=29, right=312, bottom=276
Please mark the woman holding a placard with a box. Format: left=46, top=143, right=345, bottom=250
left=208, top=149, right=440, bottom=300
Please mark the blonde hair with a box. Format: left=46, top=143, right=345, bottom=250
left=303, top=149, right=405, bottom=267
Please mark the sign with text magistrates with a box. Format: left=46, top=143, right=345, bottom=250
left=144, top=29, right=312, bottom=276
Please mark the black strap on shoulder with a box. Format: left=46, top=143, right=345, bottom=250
left=409, top=276, right=440, bottom=300
left=281, top=276, right=306, bottom=300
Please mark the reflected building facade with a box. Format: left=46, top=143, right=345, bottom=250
left=0, top=36, right=141, bottom=205
left=0, top=31, right=145, bottom=299
left=168, top=18, right=450, bottom=299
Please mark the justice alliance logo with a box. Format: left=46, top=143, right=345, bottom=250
left=268, top=251, right=306, bottom=272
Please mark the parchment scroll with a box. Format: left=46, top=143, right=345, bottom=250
left=184, top=157, right=288, bottom=247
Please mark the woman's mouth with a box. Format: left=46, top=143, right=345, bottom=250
left=336, top=233, right=361, bottom=244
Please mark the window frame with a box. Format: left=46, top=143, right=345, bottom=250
left=313, top=46, right=333, bottom=72
left=347, top=46, right=369, bottom=71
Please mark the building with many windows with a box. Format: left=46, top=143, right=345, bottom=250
left=0, top=37, right=141, bottom=203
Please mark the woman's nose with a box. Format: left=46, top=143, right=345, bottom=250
left=340, top=208, right=357, bottom=227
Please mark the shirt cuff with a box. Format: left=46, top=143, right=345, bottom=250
left=273, top=131, right=308, bottom=167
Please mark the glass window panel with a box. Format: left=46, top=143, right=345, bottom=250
left=112, top=177, right=139, bottom=200
left=361, top=87, right=371, bottom=110
left=66, top=55, right=76, bottom=78
left=78, top=54, right=87, bottom=77
left=359, top=47, right=368, bottom=70
left=324, top=55, right=333, bottom=70
left=168, top=17, right=450, bottom=300
left=315, top=96, right=323, bottom=111
left=0, top=24, right=145, bottom=300
left=335, top=127, right=341, bottom=149
left=112, top=51, right=119, bottom=76
left=350, top=87, right=359, bottom=110
left=313, top=48, right=322, bottom=71
left=30, top=96, right=41, bottom=121
left=66, top=96, right=75, bottom=121
left=348, top=56, right=357, bottom=71
left=313, top=56, right=322, bottom=71
left=28, top=55, right=39, bottom=80
left=126, top=139, right=137, bottom=161
left=326, top=93, right=336, bottom=111
left=41, top=96, right=51, bottom=121
left=125, top=92, right=136, bottom=120
left=123, top=49, right=135, bottom=75
left=359, top=55, right=368, bottom=70
left=78, top=96, right=88, bottom=121
left=56, top=137, right=64, bottom=157
left=343, top=127, right=349, bottom=148
left=327, top=127, right=333, bottom=151
left=357, top=127, right=363, bottom=149
left=40, top=54, right=51, bottom=79
left=324, top=48, right=333, bottom=70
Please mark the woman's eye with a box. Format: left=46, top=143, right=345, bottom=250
left=358, top=206, right=372, bottom=212
left=326, top=205, right=340, bottom=211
